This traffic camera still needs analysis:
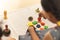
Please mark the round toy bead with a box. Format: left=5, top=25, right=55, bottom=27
left=28, top=16, right=33, bottom=21
left=40, top=22, right=45, bottom=26
left=35, top=8, right=40, bottom=13
left=27, top=22, right=33, bottom=27
left=36, top=24, right=41, bottom=28
left=32, top=21, right=38, bottom=25
left=40, top=28, right=44, bottom=30
left=38, top=17, right=41, bottom=22
left=44, top=26, right=48, bottom=29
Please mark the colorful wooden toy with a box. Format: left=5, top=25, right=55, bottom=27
left=36, top=24, right=41, bottom=28
left=27, top=22, right=33, bottom=27
left=35, top=8, right=40, bottom=13
left=40, top=28, right=44, bottom=30
left=27, top=8, right=49, bottom=31
left=4, top=10, right=8, bottom=20
left=3, top=25, right=11, bottom=37
left=38, top=13, right=42, bottom=22
left=32, top=21, right=37, bottom=25
left=40, top=22, right=45, bottom=26
left=38, top=17, right=41, bottom=22
left=28, top=16, right=33, bottom=21
left=44, top=26, right=48, bottom=29
left=57, top=21, right=60, bottom=26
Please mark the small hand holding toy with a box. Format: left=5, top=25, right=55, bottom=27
left=27, top=8, right=48, bottom=31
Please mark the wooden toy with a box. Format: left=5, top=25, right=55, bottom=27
left=3, top=25, right=11, bottom=37
left=36, top=24, right=41, bottom=28
left=28, top=16, right=33, bottom=21
left=44, top=26, right=48, bottom=29
left=4, top=10, right=8, bottom=20
left=27, top=22, right=33, bottom=27
left=40, top=22, right=45, bottom=26
left=32, top=21, right=37, bottom=25
left=27, top=8, right=49, bottom=31
left=40, top=28, right=44, bottom=30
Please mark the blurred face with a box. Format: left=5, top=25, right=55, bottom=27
left=40, top=10, right=57, bottom=23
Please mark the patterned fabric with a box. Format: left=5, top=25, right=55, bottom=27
left=50, top=27, right=60, bottom=40
left=19, top=27, right=60, bottom=40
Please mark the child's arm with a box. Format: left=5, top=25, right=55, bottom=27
left=28, top=27, right=40, bottom=40
left=43, top=31, right=53, bottom=40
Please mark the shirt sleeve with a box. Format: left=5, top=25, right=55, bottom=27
left=19, top=28, right=60, bottom=40
left=19, top=32, right=32, bottom=40
left=50, top=29, right=60, bottom=40
left=36, top=29, right=50, bottom=40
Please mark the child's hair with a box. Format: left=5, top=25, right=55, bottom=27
left=41, top=0, right=60, bottom=21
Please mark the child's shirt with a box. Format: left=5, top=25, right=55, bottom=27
left=19, top=27, right=60, bottom=40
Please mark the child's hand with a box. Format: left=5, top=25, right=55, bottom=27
left=28, top=26, right=40, bottom=40
left=28, top=26, right=35, bottom=32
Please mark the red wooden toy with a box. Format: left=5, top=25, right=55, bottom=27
left=40, top=22, right=45, bottom=26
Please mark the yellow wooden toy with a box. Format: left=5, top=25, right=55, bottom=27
left=4, top=10, right=8, bottom=20
left=27, top=22, right=33, bottom=27
left=57, top=21, right=60, bottom=26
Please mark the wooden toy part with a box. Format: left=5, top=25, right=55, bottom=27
left=4, top=10, right=8, bottom=20
left=40, top=28, right=44, bottom=30
left=44, top=26, right=48, bottom=29
left=5, top=25, right=8, bottom=30
left=36, top=24, right=41, bottom=28
left=38, top=17, right=41, bottom=22
left=28, top=16, right=33, bottom=21
left=32, top=21, right=38, bottom=25
left=40, top=22, right=45, bottom=26
left=35, top=8, right=40, bottom=13
left=27, top=22, right=33, bottom=27
left=3, top=25, right=11, bottom=37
